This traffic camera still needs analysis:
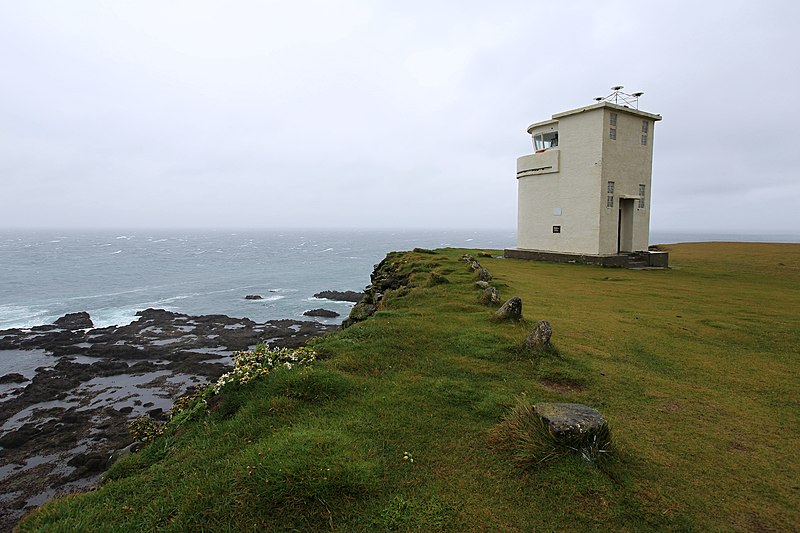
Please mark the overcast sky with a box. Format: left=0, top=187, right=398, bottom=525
left=1, top=1, right=798, bottom=234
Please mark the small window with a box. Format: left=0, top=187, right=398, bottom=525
left=532, top=131, right=559, bottom=151
left=553, top=226, right=561, bottom=234
left=638, top=184, right=646, bottom=208
left=553, top=207, right=562, bottom=216
left=610, top=113, right=617, bottom=126
left=641, top=134, right=647, bottom=145
left=642, top=120, right=648, bottom=133
left=607, top=195, right=614, bottom=208
left=610, top=128, right=617, bottom=140
left=607, top=181, right=615, bottom=194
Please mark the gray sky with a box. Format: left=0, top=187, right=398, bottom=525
left=1, top=0, right=798, bottom=233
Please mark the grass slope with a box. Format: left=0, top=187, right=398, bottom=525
left=20, top=243, right=800, bottom=531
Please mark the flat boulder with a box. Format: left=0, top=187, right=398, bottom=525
left=314, top=290, right=364, bottom=303
left=303, top=309, right=340, bottom=318
left=494, top=297, right=522, bottom=321
left=0, top=373, right=27, bottom=384
left=475, top=281, right=490, bottom=289
left=533, top=402, right=607, bottom=441
left=54, top=312, right=93, bottom=330
left=524, top=320, right=552, bottom=351
left=244, top=295, right=263, bottom=300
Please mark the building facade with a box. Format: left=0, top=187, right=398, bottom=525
left=512, top=102, right=662, bottom=258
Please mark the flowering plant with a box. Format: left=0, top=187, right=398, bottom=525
left=211, top=345, right=318, bottom=395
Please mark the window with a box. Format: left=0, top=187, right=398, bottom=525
left=610, top=113, right=617, bottom=126
left=607, top=195, right=614, bottom=208
left=641, top=121, right=649, bottom=146
left=532, top=131, right=559, bottom=151
left=641, top=134, right=647, bottom=145
left=609, top=128, right=617, bottom=140
left=639, top=184, right=646, bottom=208
left=553, top=226, right=561, bottom=234
left=607, top=181, right=615, bottom=193
left=642, top=120, right=648, bottom=133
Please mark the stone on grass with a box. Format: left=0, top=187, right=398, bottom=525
left=477, top=268, right=493, bottom=282
left=479, top=287, right=501, bottom=305
left=524, top=320, right=552, bottom=351
left=532, top=402, right=607, bottom=442
left=475, top=281, right=490, bottom=290
left=494, top=297, right=522, bottom=321
left=468, top=260, right=481, bottom=272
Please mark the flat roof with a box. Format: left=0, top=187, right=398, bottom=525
left=526, top=101, right=662, bottom=133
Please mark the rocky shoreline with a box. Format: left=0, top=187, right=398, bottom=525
left=0, top=308, right=337, bottom=531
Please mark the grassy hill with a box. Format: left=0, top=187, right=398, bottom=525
left=19, top=243, right=800, bottom=531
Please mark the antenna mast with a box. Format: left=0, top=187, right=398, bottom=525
left=593, top=86, right=644, bottom=109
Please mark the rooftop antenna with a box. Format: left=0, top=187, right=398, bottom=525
left=594, top=85, right=644, bottom=109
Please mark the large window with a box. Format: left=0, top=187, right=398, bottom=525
left=532, top=131, right=559, bottom=151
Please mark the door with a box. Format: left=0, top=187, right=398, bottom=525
left=617, top=199, right=635, bottom=253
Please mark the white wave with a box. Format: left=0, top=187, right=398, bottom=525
left=0, top=305, right=51, bottom=329
left=151, top=238, right=167, bottom=243
left=115, top=236, right=129, bottom=240
left=465, top=238, right=474, bottom=242
left=111, top=250, right=123, bottom=254
left=320, top=248, right=334, bottom=253
left=65, top=287, right=150, bottom=301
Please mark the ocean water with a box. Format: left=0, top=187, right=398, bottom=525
left=0, top=229, right=515, bottom=330
left=2, top=229, right=796, bottom=331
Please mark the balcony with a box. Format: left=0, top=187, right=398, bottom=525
left=516, top=148, right=560, bottom=178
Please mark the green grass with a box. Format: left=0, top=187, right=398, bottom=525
left=19, top=243, right=800, bottom=531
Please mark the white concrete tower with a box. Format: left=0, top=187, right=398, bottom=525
left=506, top=89, right=666, bottom=267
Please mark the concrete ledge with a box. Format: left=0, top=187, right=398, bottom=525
left=504, top=248, right=669, bottom=269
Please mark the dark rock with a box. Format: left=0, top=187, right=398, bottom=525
left=468, top=260, right=481, bottom=272
left=53, top=312, right=93, bottom=329
left=478, top=252, right=493, bottom=258
left=107, top=442, right=142, bottom=466
left=461, top=254, right=475, bottom=263
left=0, top=373, right=27, bottom=384
left=244, top=295, right=263, bottom=300
left=525, top=320, right=553, bottom=351
left=479, top=287, right=501, bottom=306
left=303, top=309, right=340, bottom=318
left=475, top=281, right=490, bottom=290
left=533, top=402, right=607, bottom=441
left=314, top=290, right=364, bottom=302
left=477, top=268, right=493, bottom=282
left=413, top=247, right=436, bottom=254
left=494, top=297, right=523, bottom=321
left=82, top=452, right=107, bottom=472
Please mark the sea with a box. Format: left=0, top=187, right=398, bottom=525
left=1, top=228, right=797, bottom=332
